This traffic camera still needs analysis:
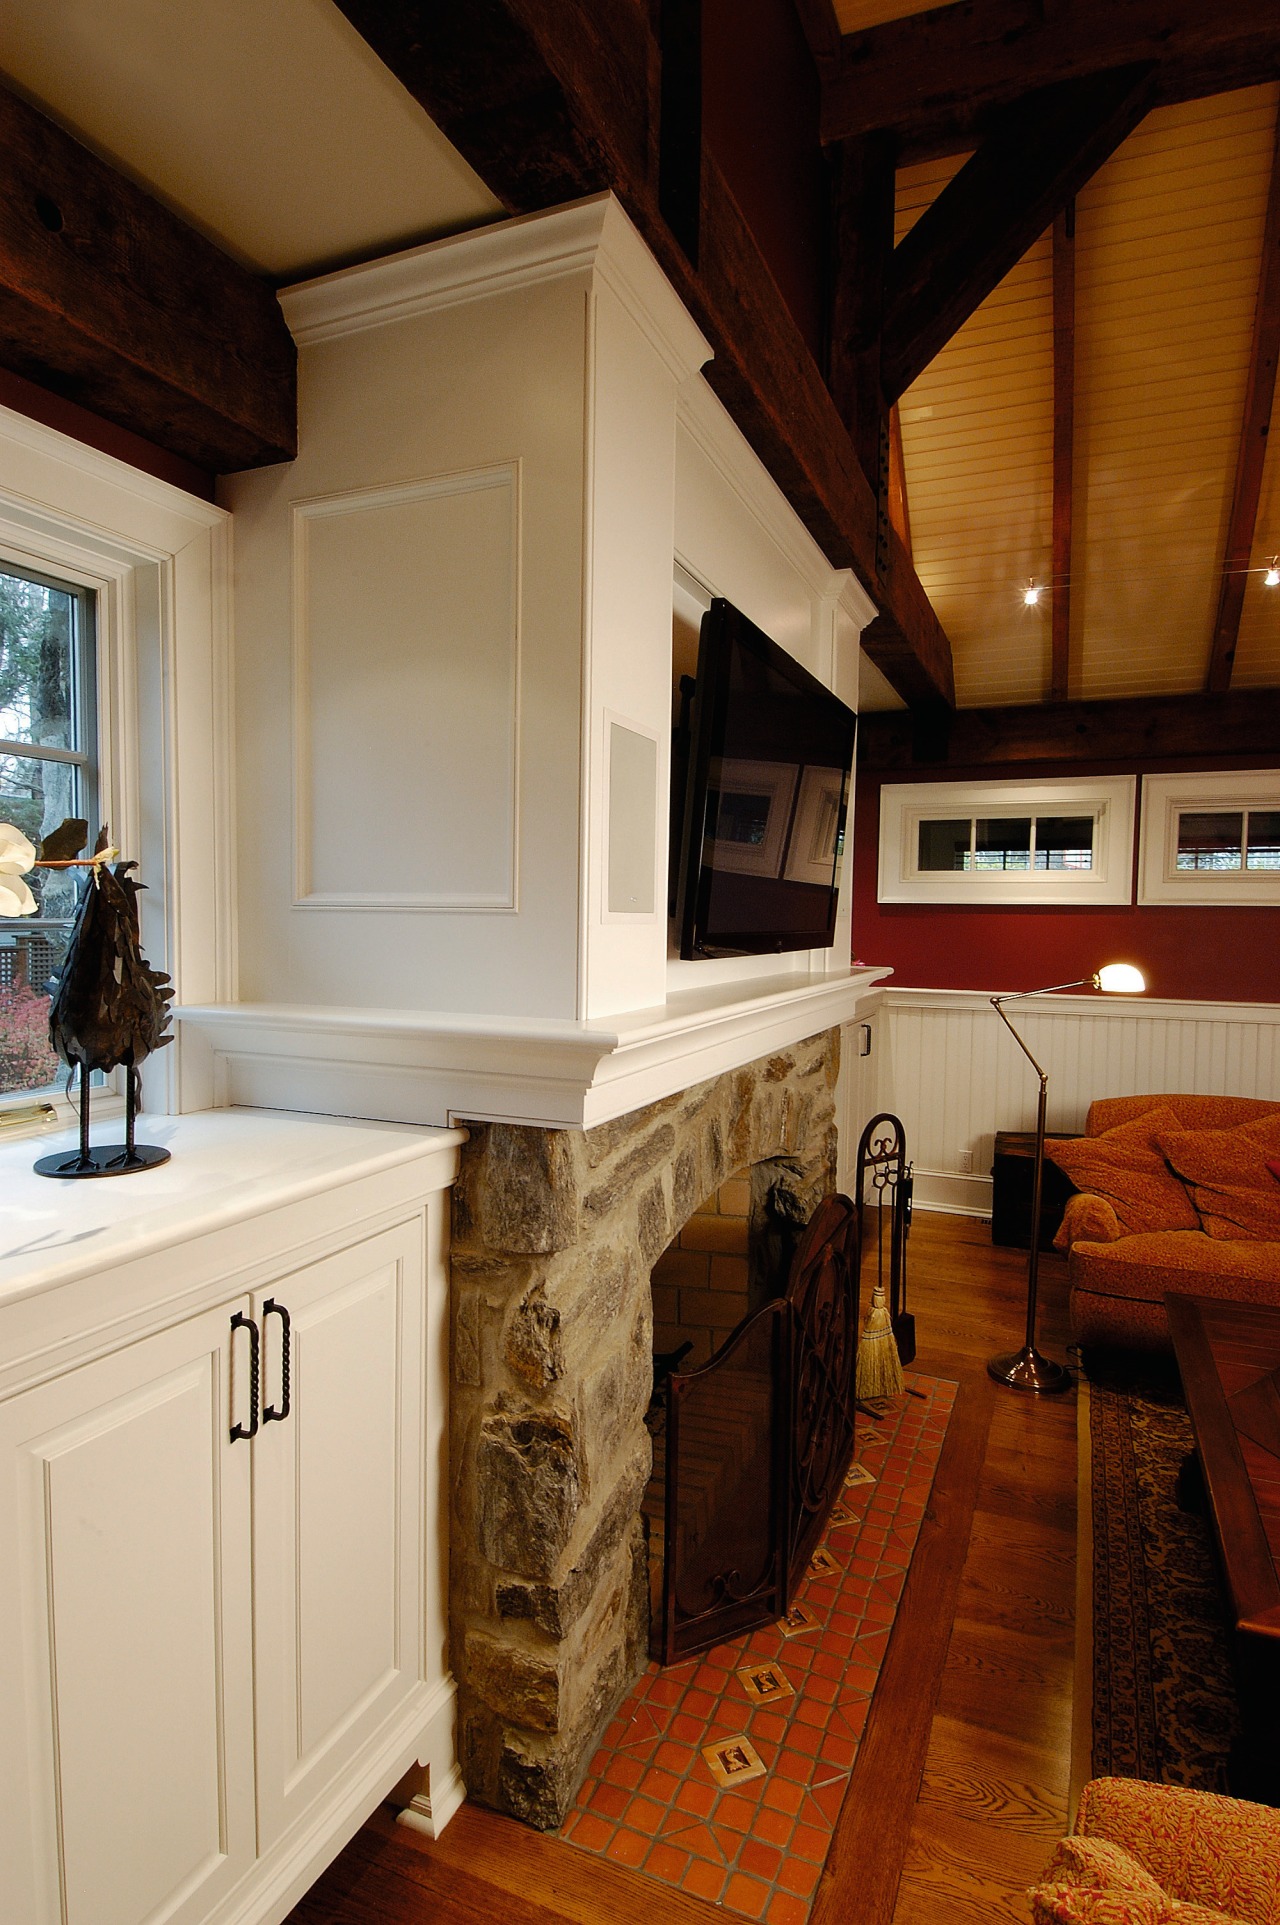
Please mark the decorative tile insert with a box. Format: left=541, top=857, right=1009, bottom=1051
left=738, top=1663, right=796, bottom=1706
left=703, top=1735, right=768, bottom=1789
left=561, top=1374, right=956, bottom=1919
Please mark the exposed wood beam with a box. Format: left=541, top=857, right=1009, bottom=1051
left=880, top=67, right=1154, bottom=403
left=658, top=0, right=702, bottom=265
left=858, top=688, right=1280, bottom=770
left=0, top=82, right=295, bottom=474
left=335, top=0, right=956, bottom=710
left=828, top=133, right=896, bottom=486
left=887, top=405, right=912, bottom=559
left=1050, top=203, right=1076, bottom=704
left=821, top=0, right=1280, bottom=151
left=1206, top=119, right=1280, bottom=694
left=791, top=0, right=844, bottom=68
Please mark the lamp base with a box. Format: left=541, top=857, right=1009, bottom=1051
left=987, top=1344, right=1071, bottom=1394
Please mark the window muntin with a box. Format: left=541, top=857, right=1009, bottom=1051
left=0, top=564, right=97, bottom=1098
left=880, top=777, right=1134, bottom=906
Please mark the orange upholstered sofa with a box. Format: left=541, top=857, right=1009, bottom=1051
left=1053, top=1094, right=1280, bottom=1353
left=1030, top=1776, right=1280, bottom=1922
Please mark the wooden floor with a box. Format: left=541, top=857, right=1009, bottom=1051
left=288, top=1213, right=1078, bottom=1925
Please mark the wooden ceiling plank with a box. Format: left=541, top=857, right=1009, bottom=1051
left=880, top=66, right=1156, bottom=402
left=1206, top=118, right=1280, bottom=693
left=858, top=687, right=1280, bottom=768
left=334, top=0, right=957, bottom=709
left=1050, top=203, right=1075, bottom=703
left=822, top=0, right=1280, bottom=151
left=0, top=81, right=295, bottom=473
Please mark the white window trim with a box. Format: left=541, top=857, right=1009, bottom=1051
left=1138, top=769, right=1280, bottom=906
left=878, top=775, right=1136, bottom=906
left=0, top=404, right=234, bottom=1129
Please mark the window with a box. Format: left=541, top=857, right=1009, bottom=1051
left=878, top=777, right=1136, bottom=905
left=1139, top=772, right=1280, bottom=905
left=0, top=405, right=231, bottom=1135
left=0, top=565, right=98, bottom=1098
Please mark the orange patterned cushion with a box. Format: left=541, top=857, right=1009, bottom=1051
left=1157, top=1115, right=1280, bottom=1242
left=1167, top=1910, right=1249, bottom=1924
left=1031, top=1889, right=1169, bottom=1924
left=1045, top=1109, right=1200, bottom=1237
left=1056, top=1191, right=1124, bottom=1251
left=1077, top=1777, right=1280, bottom=1923
left=1030, top=1835, right=1173, bottom=1923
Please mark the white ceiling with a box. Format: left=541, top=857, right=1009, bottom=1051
left=0, top=0, right=502, bottom=280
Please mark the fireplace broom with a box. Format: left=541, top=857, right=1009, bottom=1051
left=856, top=1279, right=903, bottom=1399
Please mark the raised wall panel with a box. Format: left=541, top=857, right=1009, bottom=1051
left=294, top=467, right=518, bottom=909
left=606, top=720, right=658, bottom=916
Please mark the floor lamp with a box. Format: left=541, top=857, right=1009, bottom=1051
left=989, top=963, right=1146, bottom=1393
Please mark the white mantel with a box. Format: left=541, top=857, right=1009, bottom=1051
left=178, top=966, right=890, bottom=1131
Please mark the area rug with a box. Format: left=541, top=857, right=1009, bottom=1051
left=559, top=1373, right=955, bottom=1923
left=1077, top=1356, right=1240, bottom=1800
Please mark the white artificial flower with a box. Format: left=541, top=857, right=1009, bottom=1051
left=0, top=875, right=37, bottom=917
left=0, top=823, right=36, bottom=878
left=0, top=823, right=38, bottom=917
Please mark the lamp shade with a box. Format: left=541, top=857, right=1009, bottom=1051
left=1094, top=963, right=1146, bottom=994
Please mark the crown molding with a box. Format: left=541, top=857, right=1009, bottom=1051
left=280, top=192, right=711, bottom=386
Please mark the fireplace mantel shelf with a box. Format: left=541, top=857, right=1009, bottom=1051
left=177, top=967, right=891, bottom=1130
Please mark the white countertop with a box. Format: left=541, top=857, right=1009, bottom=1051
left=0, top=1108, right=464, bottom=1309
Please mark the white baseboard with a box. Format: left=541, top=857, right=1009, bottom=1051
left=397, top=1761, right=468, bottom=1839
left=911, top=1169, right=992, bottom=1218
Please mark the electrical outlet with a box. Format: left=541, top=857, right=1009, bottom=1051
left=957, top=1149, right=973, bottom=1173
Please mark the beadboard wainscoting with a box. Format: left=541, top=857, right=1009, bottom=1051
left=844, top=988, right=1280, bottom=1217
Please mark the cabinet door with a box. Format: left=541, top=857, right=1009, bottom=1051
left=0, top=1301, right=256, bottom=1925
left=251, top=1221, right=426, bottom=1844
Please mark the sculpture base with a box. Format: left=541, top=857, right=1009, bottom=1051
left=35, top=1144, right=171, bottom=1179
left=987, top=1343, right=1071, bottom=1394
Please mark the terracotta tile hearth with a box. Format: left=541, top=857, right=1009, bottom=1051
left=559, top=1374, right=956, bottom=1921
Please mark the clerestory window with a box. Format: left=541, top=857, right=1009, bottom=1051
left=1139, top=771, right=1280, bottom=905
left=878, top=776, right=1136, bottom=906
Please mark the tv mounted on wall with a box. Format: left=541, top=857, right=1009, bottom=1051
left=674, top=598, right=857, bottom=960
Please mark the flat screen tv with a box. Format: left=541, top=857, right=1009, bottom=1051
left=675, top=598, right=857, bottom=960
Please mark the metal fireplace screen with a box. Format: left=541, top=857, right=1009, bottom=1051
left=654, top=1192, right=862, bottom=1664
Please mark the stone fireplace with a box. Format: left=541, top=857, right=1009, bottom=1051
left=449, top=1028, right=841, bottom=1828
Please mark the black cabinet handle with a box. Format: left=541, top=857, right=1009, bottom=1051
left=229, top=1311, right=260, bottom=1442
left=262, top=1299, right=292, bottom=1424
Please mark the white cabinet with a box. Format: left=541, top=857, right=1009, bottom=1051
left=0, top=1299, right=257, bottom=1925
left=0, top=1109, right=464, bottom=1925
left=251, top=1225, right=427, bottom=1846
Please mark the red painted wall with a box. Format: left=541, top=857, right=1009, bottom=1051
left=852, top=757, right=1280, bottom=1005
left=702, top=0, right=828, bottom=361
left=0, top=366, right=215, bottom=501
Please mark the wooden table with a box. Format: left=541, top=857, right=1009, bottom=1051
left=1166, top=1292, right=1280, bottom=1799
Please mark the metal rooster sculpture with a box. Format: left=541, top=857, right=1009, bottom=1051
left=34, top=822, right=174, bottom=1178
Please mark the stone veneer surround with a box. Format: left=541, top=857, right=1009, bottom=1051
left=449, top=1029, right=842, bottom=1827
